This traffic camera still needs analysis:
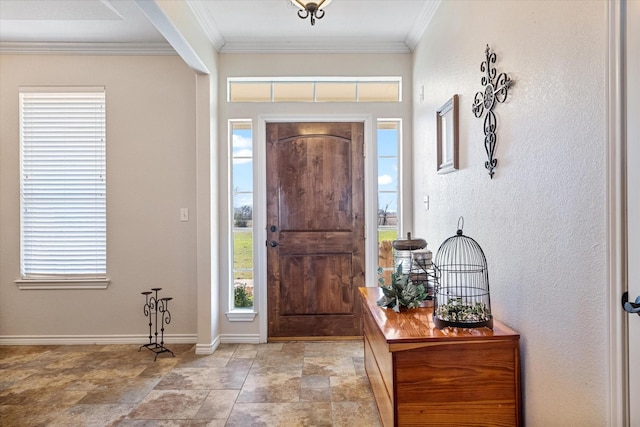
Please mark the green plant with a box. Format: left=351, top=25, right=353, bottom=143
left=234, top=283, right=254, bottom=308
left=434, top=297, right=491, bottom=323
left=376, top=264, right=427, bottom=312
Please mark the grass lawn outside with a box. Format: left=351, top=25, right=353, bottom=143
left=233, top=228, right=253, bottom=279
left=378, top=228, right=397, bottom=244
left=232, top=226, right=398, bottom=306
left=233, top=227, right=398, bottom=274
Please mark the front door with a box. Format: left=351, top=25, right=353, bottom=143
left=266, top=122, right=365, bottom=338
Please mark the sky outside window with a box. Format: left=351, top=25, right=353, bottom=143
left=377, top=127, right=399, bottom=216
left=232, top=128, right=253, bottom=207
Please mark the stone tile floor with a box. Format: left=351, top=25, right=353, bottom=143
left=0, top=340, right=381, bottom=426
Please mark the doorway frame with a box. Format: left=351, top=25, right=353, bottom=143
left=606, top=0, right=629, bottom=425
left=256, top=114, right=376, bottom=343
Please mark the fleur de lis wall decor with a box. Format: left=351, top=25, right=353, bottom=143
left=471, top=45, right=513, bottom=179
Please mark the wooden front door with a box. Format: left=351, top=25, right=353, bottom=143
left=266, top=122, right=365, bottom=338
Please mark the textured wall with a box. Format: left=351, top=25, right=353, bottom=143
left=412, top=1, right=607, bottom=425
left=0, top=55, right=198, bottom=339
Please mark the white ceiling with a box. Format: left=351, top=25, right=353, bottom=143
left=0, top=0, right=440, bottom=54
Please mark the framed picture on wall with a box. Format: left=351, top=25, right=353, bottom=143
left=436, top=94, right=459, bottom=174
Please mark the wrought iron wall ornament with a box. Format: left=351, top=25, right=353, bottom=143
left=472, top=45, right=513, bottom=178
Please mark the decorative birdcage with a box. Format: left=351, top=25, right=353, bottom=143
left=392, top=233, right=436, bottom=302
left=433, top=218, right=493, bottom=329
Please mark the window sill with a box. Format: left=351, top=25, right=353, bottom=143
left=14, top=278, right=111, bottom=290
left=225, top=310, right=257, bottom=322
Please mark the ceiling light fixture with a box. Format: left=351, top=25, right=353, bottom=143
left=290, top=0, right=333, bottom=26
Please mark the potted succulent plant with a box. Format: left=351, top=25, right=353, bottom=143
left=433, top=297, right=492, bottom=327
left=377, top=265, right=427, bottom=312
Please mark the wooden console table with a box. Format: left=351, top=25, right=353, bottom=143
left=360, top=287, right=521, bottom=427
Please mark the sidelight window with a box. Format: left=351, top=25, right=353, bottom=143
left=377, top=119, right=401, bottom=284
left=230, top=120, right=254, bottom=311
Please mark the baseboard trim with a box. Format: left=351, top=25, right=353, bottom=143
left=0, top=333, right=264, bottom=349
left=195, top=336, right=221, bottom=355
left=0, top=334, right=197, bottom=346
left=220, top=334, right=261, bottom=344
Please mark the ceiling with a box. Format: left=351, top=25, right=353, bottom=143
left=0, top=0, right=440, bottom=55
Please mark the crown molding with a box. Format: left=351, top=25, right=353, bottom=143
left=404, top=0, right=442, bottom=51
left=220, top=40, right=412, bottom=54
left=179, top=0, right=438, bottom=55
left=186, top=0, right=226, bottom=52
left=0, top=41, right=176, bottom=55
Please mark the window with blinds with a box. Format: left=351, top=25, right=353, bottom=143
left=19, top=88, right=106, bottom=279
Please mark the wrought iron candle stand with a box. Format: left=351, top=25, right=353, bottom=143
left=139, top=287, right=174, bottom=361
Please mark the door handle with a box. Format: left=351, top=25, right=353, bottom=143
left=622, top=291, right=640, bottom=316
left=268, top=240, right=279, bottom=248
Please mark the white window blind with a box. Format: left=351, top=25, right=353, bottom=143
left=19, top=89, right=106, bottom=278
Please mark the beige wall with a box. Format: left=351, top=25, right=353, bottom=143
left=0, top=55, right=199, bottom=340
left=413, top=1, right=607, bottom=424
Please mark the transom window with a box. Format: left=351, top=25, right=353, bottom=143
left=228, top=77, right=402, bottom=103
